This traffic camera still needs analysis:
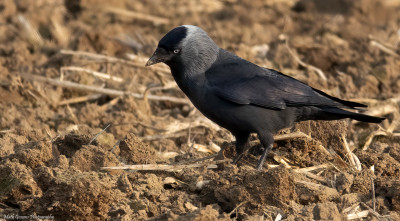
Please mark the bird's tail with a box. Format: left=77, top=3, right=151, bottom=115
left=321, top=107, right=385, bottom=123
left=313, top=88, right=367, bottom=109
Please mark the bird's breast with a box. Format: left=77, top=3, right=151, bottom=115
left=170, top=70, right=251, bottom=131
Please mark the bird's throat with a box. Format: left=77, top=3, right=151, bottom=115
left=168, top=63, right=205, bottom=98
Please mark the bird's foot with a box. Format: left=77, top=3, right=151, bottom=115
left=255, top=144, right=273, bottom=170
left=255, top=159, right=265, bottom=171
left=232, top=153, right=244, bottom=165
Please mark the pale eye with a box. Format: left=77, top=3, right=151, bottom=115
left=173, top=49, right=180, bottom=54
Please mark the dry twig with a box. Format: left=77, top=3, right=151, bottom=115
left=17, top=15, right=44, bottom=47
left=228, top=201, right=249, bottom=216
left=294, top=180, right=333, bottom=190
left=187, top=142, right=219, bottom=153
left=19, top=73, right=190, bottom=104
left=177, top=154, right=218, bottom=165
left=297, top=171, right=328, bottom=184
left=370, top=40, right=399, bottom=57
left=352, top=153, right=362, bottom=171
left=165, top=117, right=221, bottom=134
left=369, top=35, right=400, bottom=58
left=61, top=66, right=123, bottom=82
left=369, top=165, right=376, bottom=212
left=274, top=131, right=310, bottom=141
left=273, top=155, right=292, bottom=168
left=89, top=124, right=111, bottom=145
left=341, top=134, right=360, bottom=170
left=158, top=152, right=179, bottom=160
left=66, top=105, right=79, bottom=125
left=0, top=129, right=13, bottom=134
left=293, top=164, right=332, bottom=173
left=58, top=94, right=103, bottom=106
left=361, top=202, right=381, bottom=219
left=101, top=159, right=230, bottom=171
left=280, top=34, right=327, bottom=81
left=140, top=131, right=189, bottom=141
left=362, top=129, right=400, bottom=151
left=60, top=49, right=170, bottom=73
left=103, top=7, right=169, bottom=25
left=346, top=210, right=369, bottom=220
left=50, top=16, right=69, bottom=46
left=342, top=203, right=360, bottom=214
left=141, top=117, right=222, bottom=141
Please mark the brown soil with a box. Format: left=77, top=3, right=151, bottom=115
left=1, top=0, right=400, bottom=220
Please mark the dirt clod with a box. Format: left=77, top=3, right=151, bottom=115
left=70, top=145, right=120, bottom=172
left=296, top=180, right=340, bottom=204
left=118, top=133, right=157, bottom=164
left=313, top=202, right=342, bottom=221
left=336, top=172, right=354, bottom=194
left=213, top=166, right=296, bottom=214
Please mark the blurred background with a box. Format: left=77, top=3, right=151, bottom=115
left=0, top=0, right=399, bottom=220
left=1, top=0, right=399, bottom=137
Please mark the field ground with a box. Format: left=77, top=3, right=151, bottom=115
left=0, top=0, right=399, bottom=220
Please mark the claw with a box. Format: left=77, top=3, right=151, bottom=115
left=255, top=144, right=273, bottom=170
left=232, top=154, right=244, bottom=164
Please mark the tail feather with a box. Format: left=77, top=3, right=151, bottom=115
left=321, top=107, right=385, bottom=123
left=313, top=88, right=367, bottom=109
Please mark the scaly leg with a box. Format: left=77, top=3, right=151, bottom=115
left=232, top=132, right=250, bottom=165
left=256, top=133, right=274, bottom=170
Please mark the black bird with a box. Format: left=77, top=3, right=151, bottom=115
left=146, top=25, right=385, bottom=170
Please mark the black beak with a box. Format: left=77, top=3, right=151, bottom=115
left=146, top=48, right=162, bottom=66
left=145, top=55, right=157, bottom=66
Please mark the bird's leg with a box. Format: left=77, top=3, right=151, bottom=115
left=232, top=153, right=244, bottom=164
left=256, top=144, right=273, bottom=170
left=256, top=133, right=274, bottom=170
left=232, top=133, right=250, bottom=165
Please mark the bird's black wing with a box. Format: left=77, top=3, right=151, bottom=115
left=206, top=53, right=366, bottom=110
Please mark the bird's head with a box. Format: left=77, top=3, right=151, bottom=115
left=146, top=25, right=219, bottom=72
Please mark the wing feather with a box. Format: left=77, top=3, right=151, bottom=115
left=206, top=51, right=365, bottom=110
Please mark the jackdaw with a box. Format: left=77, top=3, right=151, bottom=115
left=146, top=25, right=385, bottom=170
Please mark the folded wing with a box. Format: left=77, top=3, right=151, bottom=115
left=207, top=58, right=366, bottom=110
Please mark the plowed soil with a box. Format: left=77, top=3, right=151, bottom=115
left=1, top=0, right=400, bottom=220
